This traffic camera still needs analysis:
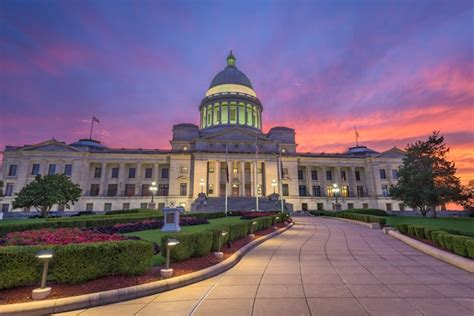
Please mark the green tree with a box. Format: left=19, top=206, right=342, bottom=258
left=390, top=131, right=464, bottom=218
left=460, top=180, right=474, bottom=211
left=12, top=174, right=82, bottom=217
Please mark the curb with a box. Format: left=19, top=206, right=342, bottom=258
left=387, top=230, right=474, bottom=273
left=322, top=216, right=381, bottom=229
left=0, top=223, right=294, bottom=316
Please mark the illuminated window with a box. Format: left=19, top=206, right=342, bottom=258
left=252, top=106, right=257, bottom=128
left=238, top=103, right=245, bottom=124
left=326, top=185, right=333, bottom=197
left=230, top=103, right=237, bottom=123
left=202, top=108, right=207, bottom=128
left=207, top=105, right=212, bottom=126
left=221, top=102, right=228, bottom=124
left=213, top=103, right=220, bottom=125
left=255, top=109, right=260, bottom=128
left=246, top=104, right=253, bottom=126
left=341, top=185, right=349, bottom=197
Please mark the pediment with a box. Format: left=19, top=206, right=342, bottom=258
left=21, top=140, right=80, bottom=152
left=376, top=147, right=405, bottom=158
left=201, top=127, right=270, bottom=143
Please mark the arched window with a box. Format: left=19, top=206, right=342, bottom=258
left=221, top=102, right=228, bottom=124
left=238, top=103, right=246, bottom=125
left=230, top=102, right=237, bottom=124
left=213, top=103, right=220, bottom=125
left=207, top=104, right=212, bottom=126
left=246, top=104, right=253, bottom=126
left=252, top=106, right=257, bottom=128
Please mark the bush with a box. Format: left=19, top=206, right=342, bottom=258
left=70, top=211, right=96, bottom=217
left=441, top=234, right=455, bottom=251
left=161, top=231, right=213, bottom=261
left=466, top=239, right=474, bottom=259
left=0, top=240, right=154, bottom=289
left=345, top=208, right=389, bottom=216
left=423, top=227, right=437, bottom=240
left=451, top=235, right=472, bottom=257
left=396, top=224, right=409, bottom=234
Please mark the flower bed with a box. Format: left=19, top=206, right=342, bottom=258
left=92, top=217, right=209, bottom=234
left=228, top=211, right=279, bottom=219
left=0, top=228, right=124, bottom=246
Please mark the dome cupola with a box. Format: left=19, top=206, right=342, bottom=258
left=200, top=52, right=263, bottom=132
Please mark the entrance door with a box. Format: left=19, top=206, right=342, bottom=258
left=232, top=185, right=239, bottom=197
left=245, top=184, right=251, bottom=197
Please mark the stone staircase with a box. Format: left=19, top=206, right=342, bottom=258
left=191, top=197, right=293, bottom=213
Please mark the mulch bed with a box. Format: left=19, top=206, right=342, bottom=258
left=0, top=222, right=289, bottom=304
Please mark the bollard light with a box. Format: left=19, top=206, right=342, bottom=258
left=32, top=249, right=54, bottom=300
left=214, top=231, right=228, bottom=259
left=160, top=238, right=180, bottom=278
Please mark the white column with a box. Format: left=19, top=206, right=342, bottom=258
left=320, top=166, right=327, bottom=197
left=214, top=160, right=220, bottom=197
left=240, top=161, right=245, bottom=196
left=135, top=163, right=142, bottom=196
left=349, top=166, right=357, bottom=197
left=100, top=162, right=107, bottom=196
left=119, top=162, right=126, bottom=196
left=306, top=166, right=312, bottom=196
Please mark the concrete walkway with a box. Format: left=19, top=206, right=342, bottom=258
left=56, top=217, right=474, bottom=316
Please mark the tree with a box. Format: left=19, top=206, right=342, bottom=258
left=390, top=131, right=464, bottom=218
left=460, top=180, right=474, bottom=211
left=12, top=174, right=82, bottom=217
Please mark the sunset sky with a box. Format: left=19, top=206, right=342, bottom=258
left=1, top=0, right=473, bottom=182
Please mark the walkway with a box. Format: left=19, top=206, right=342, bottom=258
left=57, top=217, right=474, bottom=316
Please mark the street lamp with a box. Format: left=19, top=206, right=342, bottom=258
left=332, top=183, right=340, bottom=203
left=160, top=238, right=180, bottom=278
left=32, top=249, right=54, bottom=300
left=149, top=181, right=157, bottom=207
left=214, top=230, right=228, bottom=259
left=200, top=178, right=205, bottom=194
left=271, top=179, right=277, bottom=194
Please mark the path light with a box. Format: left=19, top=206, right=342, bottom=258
left=249, top=221, right=258, bottom=239
left=160, top=238, right=180, bottom=278
left=273, top=216, right=280, bottom=230
left=214, top=231, right=228, bottom=259
left=32, top=249, right=53, bottom=300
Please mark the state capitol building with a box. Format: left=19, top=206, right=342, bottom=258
left=0, top=52, right=407, bottom=213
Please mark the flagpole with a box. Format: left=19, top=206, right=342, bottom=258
left=255, top=137, right=259, bottom=212
left=354, top=125, right=359, bottom=147
left=225, top=144, right=228, bottom=216
left=89, top=116, right=94, bottom=139
left=278, top=143, right=284, bottom=213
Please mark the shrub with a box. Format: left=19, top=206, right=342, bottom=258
left=441, top=234, right=455, bottom=251
left=345, top=208, right=389, bottom=216
left=430, top=230, right=445, bottom=246
left=0, top=240, right=154, bottom=289
left=396, top=224, right=409, bottom=234
left=407, top=225, right=417, bottom=237
left=160, top=231, right=213, bottom=261
left=193, top=231, right=214, bottom=256
left=451, top=235, right=472, bottom=257
left=209, top=226, right=231, bottom=252
left=466, top=239, right=474, bottom=259
left=423, top=227, right=437, bottom=240
left=413, top=225, right=426, bottom=239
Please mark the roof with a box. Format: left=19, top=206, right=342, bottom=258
left=70, top=139, right=107, bottom=150
left=209, top=52, right=253, bottom=89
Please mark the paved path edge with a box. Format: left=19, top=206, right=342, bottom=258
left=322, top=216, right=381, bottom=229
left=388, top=229, right=474, bottom=273
left=0, top=222, right=294, bottom=316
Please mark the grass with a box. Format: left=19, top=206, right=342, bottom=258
left=384, top=216, right=474, bottom=234
left=0, top=218, right=46, bottom=226
left=125, top=216, right=244, bottom=244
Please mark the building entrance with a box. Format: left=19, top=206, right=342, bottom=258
left=232, top=185, right=239, bottom=197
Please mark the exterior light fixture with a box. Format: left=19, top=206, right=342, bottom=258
left=149, top=181, right=158, bottom=208
left=273, top=216, right=280, bottom=229
left=200, top=178, right=205, bottom=193
left=32, top=249, right=54, bottom=300
left=160, top=238, right=180, bottom=278
left=331, top=183, right=341, bottom=210
left=271, top=179, right=277, bottom=194
left=214, top=230, right=228, bottom=259
left=249, top=221, right=258, bottom=239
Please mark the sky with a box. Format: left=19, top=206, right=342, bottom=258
left=1, top=0, right=473, bottom=183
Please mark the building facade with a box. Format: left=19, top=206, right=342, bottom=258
left=0, top=52, right=407, bottom=213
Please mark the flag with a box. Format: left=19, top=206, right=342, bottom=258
left=93, top=116, right=100, bottom=124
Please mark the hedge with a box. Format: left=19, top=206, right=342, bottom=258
left=396, top=223, right=474, bottom=259
left=160, top=213, right=284, bottom=262
left=345, top=208, right=389, bottom=216
left=0, top=240, right=154, bottom=289
left=309, top=211, right=386, bottom=225
left=0, top=212, right=226, bottom=236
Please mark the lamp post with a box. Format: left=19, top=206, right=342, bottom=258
left=200, top=178, right=205, bottom=194
left=149, top=181, right=157, bottom=209
left=332, top=183, right=340, bottom=210
left=214, top=230, right=228, bottom=259
left=249, top=221, right=257, bottom=239
left=271, top=179, right=277, bottom=195
left=32, top=249, right=53, bottom=300
left=273, top=216, right=280, bottom=230
left=160, top=238, right=180, bottom=278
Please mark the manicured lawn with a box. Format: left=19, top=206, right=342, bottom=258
left=125, top=216, right=245, bottom=243
left=0, top=218, right=46, bottom=226
left=384, top=216, right=474, bottom=234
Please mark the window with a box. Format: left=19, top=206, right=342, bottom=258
left=312, top=185, right=321, bottom=197
left=128, top=168, right=136, bottom=178
left=145, top=168, right=153, bottom=179
left=201, top=107, right=206, bottom=128
left=326, top=170, right=332, bottom=181
left=299, top=185, right=307, bottom=196
left=1, top=204, right=9, bottom=212
left=48, top=164, right=56, bottom=175
left=386, top=203, right=392, bottom=211
left=104, top=203, right=112, bottom=212
left=392, top=169, right=399, bottom=180
left=5, top=183, right=14, bottom=196
left=142, top=184, right=150, bottom=196
left=357, top=186, right=364, bottom=197
left=230, top=104, right=237, bottom=123
left=246, top=104, right=253, bottom=126
left=311, top=170, right=318, bottom=181
left=207, top=104, right=212, bottom=126
left=301, top=203, right=308, bottom=211
left=362, top=203, right=369, bottom=209
left=31, top=164, right=40, bottom=176
left=282, top=168, right=289, bottom=177
left=8, top=165, right=17, bottom=176
left=125, top=184, right=135, bottom=196
left=111, top=167, right=119, bottom=178
left=298, top=170, right=304, bottom=180
left=238, top=103, right=245, bottom=124
left=213, top=103, right=220, bottom=125
left=221, top=103, right=228, bottom=124
left=355, top=170, right=361, bottom=181
left=161, top=168, right=169, bottom=179
left=282, top=184, right=289, bottom=196
left=107, top=184, right=118, bottom=196
left=94, top=167, right=102, bottom=178
left=317, top=203, right=324, bottom=211
left=326, top=185, right=333, bottom=197
left=64, top=164, right=72, bottom=176
left=382, top=185, right=389, bottom=197
left=86, top=203, right=93, bottom=211
left=380, top=169, right=386, bottom=180
left=90, top=184, right=100, bottom=196
left=399, top=203, right=405, bottom=211
left=158, top=203, right=165, bottom=211
left=341, top=185, right=349, bottom=197
left=347, top=203, right=354, bottom=209
left=140, top=203, right=148, bottom=209
left=158, top=184, right=169, bottom=196
left=181, top=166, right=188, bottom=174
left=180, top=183, right=187, bottom=196
left=341, top=170, right=347, bottom=181
left=123, top=203, right=130, bottom=210
left=208, top=184, right=214, bottom=195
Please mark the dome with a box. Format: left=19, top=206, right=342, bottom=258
left=206, top=51, right=256, bottom=97
left=70, top=139, right=106, bottom=151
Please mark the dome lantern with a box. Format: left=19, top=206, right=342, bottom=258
left=227, top=50, right=236, bottom=67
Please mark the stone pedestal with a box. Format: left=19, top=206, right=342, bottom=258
left=32, top=287, right=51, bottom=300
left=160, top=268, right=173, bottom=278
left=161, top=208, right=182, bottom=232
left=214, top=252, right=224, bottom=259
left=248, top=233, right=255, bottom=239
